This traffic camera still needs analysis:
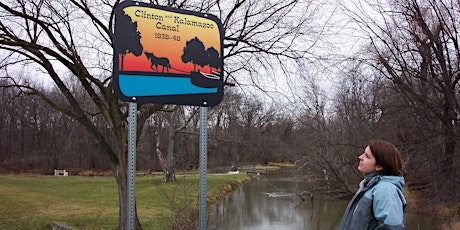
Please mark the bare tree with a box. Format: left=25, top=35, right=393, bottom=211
left=341, top=0, right=460, bottom=203
left=0, top=1, right=161, bottom=229
left=154, top=105, right=199, bottom=182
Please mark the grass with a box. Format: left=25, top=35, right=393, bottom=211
left=0, top=173, right=250, bottom=230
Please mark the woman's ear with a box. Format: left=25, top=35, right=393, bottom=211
left=375, top=165, right=384, bottom=171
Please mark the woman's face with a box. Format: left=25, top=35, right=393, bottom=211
left=358, top=146, right=382, bottom=174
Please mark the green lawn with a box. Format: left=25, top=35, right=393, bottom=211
left=0, top=173, right=249, bottom=229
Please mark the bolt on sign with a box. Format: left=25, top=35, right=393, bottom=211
left=113, top=1, right=224, bottom=106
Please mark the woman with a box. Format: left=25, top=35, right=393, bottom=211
left=338, top=140, right=406, bottom=230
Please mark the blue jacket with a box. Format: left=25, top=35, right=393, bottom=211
left=338, top=173, right=406, bottom=230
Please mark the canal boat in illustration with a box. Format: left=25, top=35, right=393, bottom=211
left=191, top=71, right=222, bottom=88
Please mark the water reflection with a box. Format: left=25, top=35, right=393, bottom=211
left=211, top=170, right=439, bottom=230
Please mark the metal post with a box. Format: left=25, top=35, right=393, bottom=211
left=127, top=102, right=137, bottom=230
left=199, top=106, right=208, bottom=230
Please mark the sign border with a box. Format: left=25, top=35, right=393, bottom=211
left=113, top=1, right=224, bottom=107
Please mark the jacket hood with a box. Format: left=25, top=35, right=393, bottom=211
left=380, top=175, right=405, bottom=191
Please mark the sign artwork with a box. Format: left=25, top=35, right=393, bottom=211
left=113, top=1, right=224, bottom=106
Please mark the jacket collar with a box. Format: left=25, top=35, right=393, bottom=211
left=361, top=170, right=382, bottom=190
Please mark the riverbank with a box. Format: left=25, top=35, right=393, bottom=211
left=438, top=205, right=460, bottom=230
left=267, top=163, right=460, bottom=230
left=404, top=189, right=460, bottom=230
left=0, top=173, right=250, bottom=229
left=212, top=165, right=460, bottom=230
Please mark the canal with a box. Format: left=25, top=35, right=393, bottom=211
left=210, top=169, right=439, bottom=229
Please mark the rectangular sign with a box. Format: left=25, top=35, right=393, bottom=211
left=113, top=1, right=224, bottom=106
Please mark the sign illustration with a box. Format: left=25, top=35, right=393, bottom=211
left=113, top=1, right=224, bottom=106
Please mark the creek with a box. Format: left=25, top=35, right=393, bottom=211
left=210, top=169, right=439, bottom=230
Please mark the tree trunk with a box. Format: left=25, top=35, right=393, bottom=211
left=154, top=122, right=177, bottom=183
left=156, top=141, right=176, bottom=182
left=166, top=129, right=177, bottom=182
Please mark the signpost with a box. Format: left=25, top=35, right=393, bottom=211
left=113, top=1, right=224, bottom=229
left=199, top=106, right=208, bottom=230
left=127, top=102, right=137, bottom=230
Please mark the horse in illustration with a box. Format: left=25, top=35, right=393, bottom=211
left=144, top=51, right=170, bottom=72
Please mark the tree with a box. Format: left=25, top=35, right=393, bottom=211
left=181, top=37, right=207, bottom=72
left=342, top=0, right=460, bottom=203
left=206, top=47, right=221, bottom=72
left=0, top=1, right=161, bottom=229
left=154, top=105, right=199, bottom=182
left=114, top=6, right=143, bottom=71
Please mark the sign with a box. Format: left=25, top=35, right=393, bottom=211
left=113, top=1, right=224, bottom=106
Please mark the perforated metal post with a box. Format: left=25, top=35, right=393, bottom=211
left=199, top=106, right=208, bottom=230
left=127, top=102, right=137, bottom=230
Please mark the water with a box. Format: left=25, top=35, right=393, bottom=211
left=210, top=170, right=439, bottom=230
left=119, top=74, right=217, bottom=97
